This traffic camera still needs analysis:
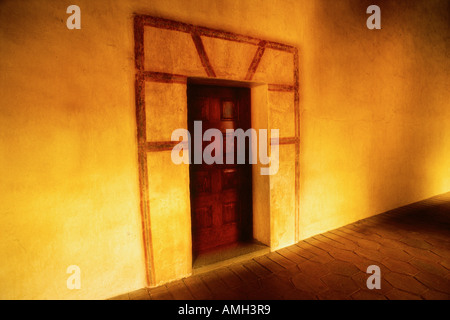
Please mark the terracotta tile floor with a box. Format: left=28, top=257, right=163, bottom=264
left=112, top=192, right=450, bottom=300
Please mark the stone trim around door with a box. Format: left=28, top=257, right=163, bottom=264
left=134, top=15, right=300, bottom=287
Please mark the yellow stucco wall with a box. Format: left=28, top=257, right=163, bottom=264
left=1, top=0, right=449, bottom=299
left=297, top=0, right=450, bottom=239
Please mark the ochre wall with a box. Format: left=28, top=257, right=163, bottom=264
left=0, top=0, right=449, bottom=299
left=0, top=0, right=146, bottom=300
left=298, top=0, right=450, bottom=239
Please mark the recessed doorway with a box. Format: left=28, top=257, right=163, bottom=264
left=188, top=84, right=255, bottom=265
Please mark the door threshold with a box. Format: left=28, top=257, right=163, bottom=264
left=192, top=241, right=270, bottom=275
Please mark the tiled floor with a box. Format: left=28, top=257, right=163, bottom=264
left=112, top=193, right=450, bottom=300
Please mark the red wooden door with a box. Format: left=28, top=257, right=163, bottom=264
left=188, top=85, right=252, bottom=256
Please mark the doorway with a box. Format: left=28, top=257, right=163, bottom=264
left=188, top=84, right=254, bottom=262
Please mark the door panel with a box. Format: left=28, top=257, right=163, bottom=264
left=188, top=85, right=252, bottom=256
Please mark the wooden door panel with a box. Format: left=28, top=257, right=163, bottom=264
left=189, top=84, right=252, bottom=256
left=193, top=205, right=213, bottom=230
left=222, top=168, right=239, bottom=190
left=223, top=201, right=239, bottom=224
left=191, top=170, right=212, bottom=194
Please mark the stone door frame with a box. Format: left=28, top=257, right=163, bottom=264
left=134, top=15, right=299, bottom=287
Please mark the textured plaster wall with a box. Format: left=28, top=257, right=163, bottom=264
left=298, top=0, right=450, bottom=239
left=0, top=0, right=449, bottom=299
left=0, top=0, right=146, bottom=300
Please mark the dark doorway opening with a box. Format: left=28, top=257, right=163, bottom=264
left=188, top=84, right=254, bottom=264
